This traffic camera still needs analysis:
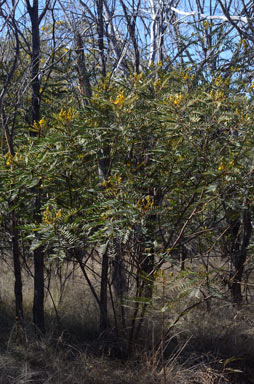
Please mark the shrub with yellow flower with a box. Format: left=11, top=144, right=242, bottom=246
left=42, top=206, right=62, bottom=225
left=110, top=91, right=126, bottom=109
left=58, top=107, right=77, bottom=123
left=137, top=195, right=154, bottom=215
left=169, top=93, right=183, bottom=107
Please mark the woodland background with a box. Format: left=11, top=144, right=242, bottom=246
left=1, top=0, right=254, bottom=383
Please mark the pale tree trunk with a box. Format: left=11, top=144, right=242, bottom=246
left=74, top=31, right=92, bottom=104
left=120, top=0, right=140, bottom=73
left=96, top=0, right=106, bottom=77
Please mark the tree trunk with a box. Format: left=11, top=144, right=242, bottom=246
left=74, top=31, right=92, bottom=104
left=112, top=238, right=127, bottom=331
left=99, top=244, right=110, bottom=332
left=120, top=0, right=140, bottom=73
left=27, top=0, right=45, bottom=333
left=33, top=247, right=45, bottom=333
left=12, top=210, right=23, bottom=323
left=30, top=2, right=41, bottom=129
left=231, top=265, right=243, bottom=306
left=229, top=205, right=252, bottom=306
left=96, top=0, right=106, bottom=77
left=2, top=115, right=24, bottom=333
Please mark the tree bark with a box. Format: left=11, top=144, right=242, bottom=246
left=99, top=245, right=110, bottom=331
left=74, top=31, right=92, bottom=103
left=26, top=0, right=45, bottom=333
left=228, top=205, right=252, bottom=306
left=96, top=0, right=106, bottom=77
left=12, top=210, right=23, bottom=323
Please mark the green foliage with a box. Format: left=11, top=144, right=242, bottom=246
left=1, top=63, right=254, bottom=333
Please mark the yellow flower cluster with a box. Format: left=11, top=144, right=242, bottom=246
left=218, top=159, right=234, bottom=172
left=213, top=75, right=229, bottom=88
left=169, top=93, right=183, bottom=107
left=133, top=72, right=143, bottom=81
left=137, top=195, right=154, bottom=214
left=94, top=72, right=111, bottom=92
left=214, top=75, right=223, bottom=87
left=110, top=91, right=126, bottom=108
left=42, top=206, right=52, bottom=224
left=179, top=66, right=194, bottom=81
left=218, top=160, right=226, bottom=171
left=58, top=108, right=76, bottom=122
left=240, top=39, right=247, bottom=50
left=182, top=72, right=190, bottom=81
left=154, top=78, right=161, bottom=90
left=103, top=173, right=122, bottom=197
left=42, top=206, right=62, bottom=225
left=230, top=66, right=240, bottom=73
left=203, top=20, right=213, bottom=30
left=5, top=152, right=13, bottom=167
left=40, top=25, right=51, bottom=32
left=235, top=107, right=248, bottom=121
left=210, top=90, right=225, bottom=101
left=32, top=117, right=46, bottom=134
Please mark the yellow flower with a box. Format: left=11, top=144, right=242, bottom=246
left=58, top=107, right=76, bottom=122
left=182, top=72, right=190, bottom=81
left=42, top=206, right=53, bottom=224
left=210, top=90, right=225, bottom=101
left=240, top=39, right=247, bottom=50
left=137, top=195, right=154, bottom=214
left=218, top=161, right=225, bottom=171
left=5, top=152, right=13, bottom=167
left=169, top=93, right=183, bottom=107
left=55, top=209, right=62, bottom=219
left=42, top=206, right=62, bottom=224
left=154, top=78, right=161, bottom=89
left=214, top=75, right=223, bottom=87
left=39, top=117, right=46, bottom=126
left=203, top=20, right=213, bottom=30
left=110, top=91, right=126, bottom=108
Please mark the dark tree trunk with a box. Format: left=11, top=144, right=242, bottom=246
left=228, top=205, right=252, bottom=306
left=231, top=265, right=244, bottom=305
left=12, top=210, right=23, bottom=323
left=112, top=238, right=127, bottom=331
left=99, top=245, right=110, bottom=332
left=32, top=193, right=45, bottom=333
left=33, top=247, right=45, bottom=333
left=98, top=146, right=111, bottom=332
left=26, top=0, right=45, bottom=333
left=30, top=1, right=41, bottom=129
left=2, top=115, right=24, bottom=331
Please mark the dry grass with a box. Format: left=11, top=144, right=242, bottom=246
left=1, top=259, right=254, bottom=383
